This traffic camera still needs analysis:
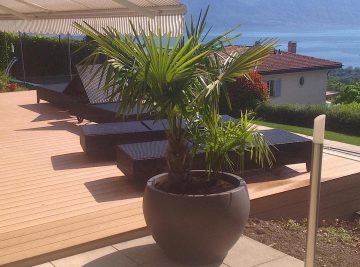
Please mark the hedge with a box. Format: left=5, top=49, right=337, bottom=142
left=255, top=102, right=360, bottom=136
left=0, top=72, right=8, bottom=92
left=0, top=32, right=9, bottom=72
left=0, top=32, right=96, bottom=80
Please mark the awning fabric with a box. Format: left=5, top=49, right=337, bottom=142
left=0, top=0, right=186, bottom=36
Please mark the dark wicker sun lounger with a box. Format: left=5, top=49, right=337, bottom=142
left=80, top=114, right=312, bottom=174
left=79, top=116, right=216, bottom=160
left=36, top=83, right=69, bottom=103
left=80, top=120, right=166, bottom=160
left=116, top=129, right=312, bottom=182
left=36, top=82, right=84, bottom=109
left=70, top=102, right=152, bottom=123
left=36, top=64, right=151, bottom=123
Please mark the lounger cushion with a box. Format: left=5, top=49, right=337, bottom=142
left=38, top=83, right=68, bottom=93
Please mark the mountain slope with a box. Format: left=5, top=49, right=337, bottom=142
left=183, top=0, right=360, bottom=30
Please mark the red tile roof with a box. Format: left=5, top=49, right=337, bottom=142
left=224, top=45, right=342, bottom=75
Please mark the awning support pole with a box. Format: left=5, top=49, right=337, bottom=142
left=18, top=31, right=26, bottom=84
left=4, top=32, right=8, bottom=67
left=68, top=33, right=72, bottom=80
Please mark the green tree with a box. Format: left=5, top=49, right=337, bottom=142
left=335, top=82, right=360, bottom=104
left=328, top=67, right=360, bottom=85
left=327, top=76, right=342, bottom=91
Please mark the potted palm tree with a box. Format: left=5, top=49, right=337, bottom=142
left=75, top=9, right=276, bottom=264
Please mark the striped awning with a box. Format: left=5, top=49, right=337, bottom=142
left=0, top=0, right=186, bottom=36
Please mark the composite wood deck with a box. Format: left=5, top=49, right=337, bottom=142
left=246, top=155, right=360, bottom=220
left=0, top=91, right=146, bottom=267
left=0, top=90, right=359, bottom=267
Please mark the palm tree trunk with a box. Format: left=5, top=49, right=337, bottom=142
left=165, top=116, right=191, bottom=183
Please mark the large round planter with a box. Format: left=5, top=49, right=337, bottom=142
left=143, top=171, right=250, bottom=265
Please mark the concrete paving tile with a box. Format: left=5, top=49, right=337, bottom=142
left=255, top=255, right=303, bottom=267
left=33, top=263, right=54, bottom=267
left=223, top=236, right=286, bottom=267
left=113, top=236, right=228, bottom=267
left=113, top=236, right=166, bottom=265
left=51, top=235, right=302, bottom=267
left=113, top=236, right=155, bottom=251
left=51, top=246, right=138, bottom=267
left=141, top=262, right=229, bottom=267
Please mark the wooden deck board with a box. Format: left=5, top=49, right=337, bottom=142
left=0, top=91, right=359, bottom=267
left=245, top=151, right=360, bottom=220
left=0, top=91, right=145, bottom=266
left=246, top=154, right=360, bottom=199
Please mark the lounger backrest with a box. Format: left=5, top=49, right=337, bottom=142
left=76, top=64, right=119, bottom=104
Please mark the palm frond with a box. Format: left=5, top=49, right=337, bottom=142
left=74, top=9, right=276, bottom=183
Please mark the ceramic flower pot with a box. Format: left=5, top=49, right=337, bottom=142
left=143, top=170, right=250, bottom=265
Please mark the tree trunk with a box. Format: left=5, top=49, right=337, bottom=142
left=165, top=127, right=191, bottom=184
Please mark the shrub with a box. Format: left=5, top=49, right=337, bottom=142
left=285, top=219, right=302, bottom=231
left=327, top=76, right=342, bottom=91
left=255, top=102, right=360, bottom=136
left=334, top=82, right=360, bottom=104
left=0, top=72, right=9, bottom=92
left=220, top=71, right=268, bottom=116
left=6, top=83, right=17, bottom=91
left=0, top=32, right=9, bottom=72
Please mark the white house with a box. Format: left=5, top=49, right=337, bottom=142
left=226, top=42, right=342, bottom=105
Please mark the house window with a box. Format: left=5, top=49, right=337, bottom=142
left=299, top=76, right=305, bottom=86
left=267, top=80, right=275, bottom=97
left=267, top=79, right=281, bottom=97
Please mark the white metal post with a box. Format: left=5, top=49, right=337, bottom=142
left=67, top=33, right=72, bottom=80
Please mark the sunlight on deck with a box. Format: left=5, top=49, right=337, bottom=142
left=0, top=90, right=359, bottom=267
left=0, top=91, right=145, bottom=267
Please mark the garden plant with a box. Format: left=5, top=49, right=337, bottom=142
left=75, top=10, right=275, bottom=189
left=75, top=9, right=276, bottom=264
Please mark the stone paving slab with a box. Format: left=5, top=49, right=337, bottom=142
left=34, top=235, right=303, bottom=267
left=33, top=263, right=55, bottom=267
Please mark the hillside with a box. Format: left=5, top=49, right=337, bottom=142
left=183, top=0, right=360, bottom=31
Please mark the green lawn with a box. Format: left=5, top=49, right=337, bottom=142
left=254, top=120, right=360, bottom=146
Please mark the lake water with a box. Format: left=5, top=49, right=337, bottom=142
left=212, top=28, right=360, bottom=67
left=69, top=27, right=360, bottom=68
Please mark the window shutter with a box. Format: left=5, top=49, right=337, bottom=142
left=275, top=79, right=282, bottom=97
